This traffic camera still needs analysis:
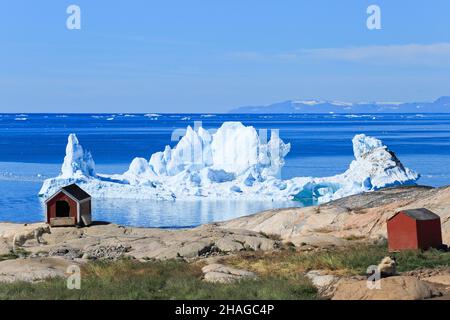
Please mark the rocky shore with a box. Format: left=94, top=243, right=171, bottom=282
left=1, top=185, right=449, bottom=299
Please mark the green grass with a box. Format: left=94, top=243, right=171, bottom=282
left=1, top=244, right=448, bottom=300
left=226, top=244, right=450, bottom=276
left=395, top=248, right=450, bottom=272
left=0, top=259, right=317, bottom=300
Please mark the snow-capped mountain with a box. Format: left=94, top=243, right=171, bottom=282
left=230, top=96, right=450, bottom=113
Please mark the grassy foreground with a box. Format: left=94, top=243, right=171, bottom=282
left=0, top=259, right=317, bottom=300
left=225, top=244, right=450, bottom=276
left=0, top=243, right=449, bottom=300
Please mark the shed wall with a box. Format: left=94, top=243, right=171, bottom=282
left=387, top=213, right=418, bottom=251
left=416, top=219, right=443, bottom=249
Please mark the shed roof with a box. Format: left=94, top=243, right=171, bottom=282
left=61, top=184, right=91, bottom=202
left=389, top=208, right=440, bottom=221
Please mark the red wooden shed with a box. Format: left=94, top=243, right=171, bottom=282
left=387, top=208, right=442, bottom=251
left=45, top=184, right=92, bottom=227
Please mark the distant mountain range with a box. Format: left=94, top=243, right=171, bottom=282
left=230, top=96, right=450, bottom=114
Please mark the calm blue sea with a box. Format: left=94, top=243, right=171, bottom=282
left=0, top=113, right=449, bottom=227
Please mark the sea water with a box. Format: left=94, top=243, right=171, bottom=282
left=0, top=113, right=449, bottom=227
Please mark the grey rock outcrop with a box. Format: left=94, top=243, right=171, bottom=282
left=220, top=186, right=450, bottom=245
left=0, top=257, right=76, bottom=283
left=202, top=263, right=257, bottom=283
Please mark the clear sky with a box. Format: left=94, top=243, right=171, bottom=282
left=1, top=0, right=450, bottom=113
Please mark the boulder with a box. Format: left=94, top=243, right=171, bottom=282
left=0, top=257, right=76, bottom=283
left=215, top=238, right=244, bottom=252
left=234, top=235, right=278, bottom=251
left=332, top=276, right=438, bottom=300
left=306, top=270, right=339, bottom=297
left=202, top=263, right=257, bottom=283
left=176, top=240, right=215, bottom=259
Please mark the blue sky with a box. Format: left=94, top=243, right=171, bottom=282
left=1, top=0, right=450, bottom=113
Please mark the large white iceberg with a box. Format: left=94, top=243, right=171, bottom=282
left=39, top=122, right=419, bottom=204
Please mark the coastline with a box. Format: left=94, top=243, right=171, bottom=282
left=2, top=185, right=449, bottom=258
left=1, top=185, right=449, bottom=299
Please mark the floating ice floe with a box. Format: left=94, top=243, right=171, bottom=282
left=144, top=113, right=161, bottom=117
left=39, top=122, right=419, bottom=205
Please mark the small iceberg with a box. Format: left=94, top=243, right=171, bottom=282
left=39, top=122, right=419, bottom=205
left=145, top=113, right=161, bottom=117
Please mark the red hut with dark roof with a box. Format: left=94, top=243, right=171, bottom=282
left=387, top=208, right=442, bottom=251
left=45, top=184, right=92, bottom=227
